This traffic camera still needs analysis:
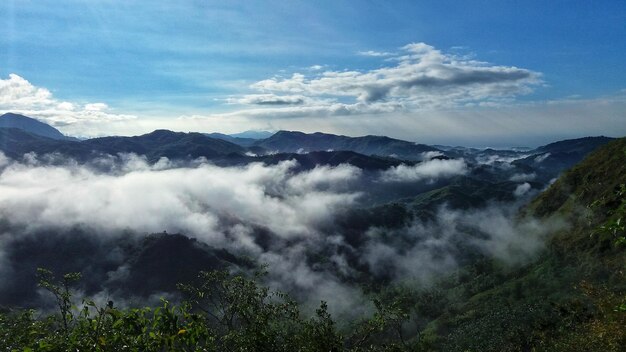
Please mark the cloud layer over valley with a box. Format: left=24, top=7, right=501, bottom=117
left=0, top=151, right=561, bottom=316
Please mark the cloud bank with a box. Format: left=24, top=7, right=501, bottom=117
left=243, top=42, right=540, bottom=115
left=0, top=150, right=561, bottom=316
left=0, top=155, right=360, bottom=242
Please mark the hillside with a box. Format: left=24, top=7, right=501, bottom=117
left=533, top=136, right=614, bottom=155
left=0, top=128, right=78, bottom=159
left=83, top=130, right=248, bottom=162
left=511, top=136, right=615, bottom=181
left=0, top=128, right=249, bottom=162
left=419, top=138, right=626, bottom=351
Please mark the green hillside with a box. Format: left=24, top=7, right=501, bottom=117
left=420, top=137, right=626, bottom=351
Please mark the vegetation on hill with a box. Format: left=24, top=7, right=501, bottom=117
left=1, top=268, right=414, bottom=352
left=425, top=137, right=626, bottom=351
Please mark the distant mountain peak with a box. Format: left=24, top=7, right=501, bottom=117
left=273, top=130, right=306, bottom=136
left=229, top=130, right=274, bottom=139
left=0, top=112, right=67, bottom=140
left=143, top=129, right=181, bottom=137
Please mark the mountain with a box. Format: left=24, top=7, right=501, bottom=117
left=83, top=129, right=247, bottom=162
left=205, top=132, right=258, bottom=147
left=0, top=128, right=250, bottom=162
left=254, top=130, right=440, bottom=160
left=230, top=130, right=274, bottom=139
left=0, top=229, right=245, bottom=307
left=204, top=131, right=275, bottom=147
left=527, top=137, right=625, bottom=221
left=0, top=126, right=412, bottom=171
left=0, top=128, right=78, bottom=159
left=512, top=136, right=615, bottom=180
left=418, top=137, right=626, bottom=351
left=407, top=177, right=533, bottom=214
left=0, top=113, right=67, bottom=140
left=330, top=137, right=626, bottom=349
left=532, top=136, right=614, bottom=154
left=107, top=233, right=247, bottom=296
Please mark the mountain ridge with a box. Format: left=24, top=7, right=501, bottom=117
left=0, top=113, right=618, bottom=174
left=253, top=130, right=440, bottom=160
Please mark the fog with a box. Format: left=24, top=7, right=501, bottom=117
left=0, top=151, right=560, bottom=317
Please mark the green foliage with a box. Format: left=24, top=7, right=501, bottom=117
left=2, top=268, right=418, bottom=352
left=177, top=269, right=343, bottom=352
left=347, top=297, right=411, bottom=351
left=591, top=184, right=626, bottom=247
left=36, top=267, right=82, bottom=335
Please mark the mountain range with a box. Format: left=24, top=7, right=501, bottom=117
left=0, top=112, right=615, bottom=171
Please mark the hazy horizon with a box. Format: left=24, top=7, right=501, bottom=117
left=1, top=1, right=625, bottom=146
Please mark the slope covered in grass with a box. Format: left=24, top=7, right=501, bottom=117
left=420, top=138, right=626, bottom=351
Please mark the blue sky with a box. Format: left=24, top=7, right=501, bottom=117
left=1, top=0, right=625, bottom=146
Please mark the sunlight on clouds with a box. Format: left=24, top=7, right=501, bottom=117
left=0, top=74, right=136, bottom=130
left=247, top=42, right=541, bottom=112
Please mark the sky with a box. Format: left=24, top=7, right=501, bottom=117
left=0, top=0, right=625, bottom=146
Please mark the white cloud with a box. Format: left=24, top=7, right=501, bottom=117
left=380, top=158, right=467, bottom=182
left=169, top=89, right=626, bottom=148
left=226, top=94, right=309, bottom=106
left=514, top=182, right=532, bottom=197
left=509, top=173, right=536, bottom=182
left=0, top=74, right=136, bottom=134
left=477, top=153, right=531, bottom=165
left=2, top=45, right=622, bottom=145
left=0, top=155, right=360, bottom=242
left=357, top=50, right=394, bottom=57
left=421, top=151, right=445, bottom=160
left=0, top=152, right=367, bottom=315
left=0, top=74, right=55, bottom=109
left=0, top=150, right=564, bottom=315
left=534, top=153, right=551, bottom=163
left=248, top=42, right=541, bottom=114
left=361, top=203, right=567, bottom=282
left=84, top=103, right=109, bottom=111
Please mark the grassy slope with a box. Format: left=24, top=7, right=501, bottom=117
left=420, top=138, right=626, bottom=351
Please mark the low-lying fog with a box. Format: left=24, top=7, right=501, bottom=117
left=0, top=151, right=563, bottom=318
